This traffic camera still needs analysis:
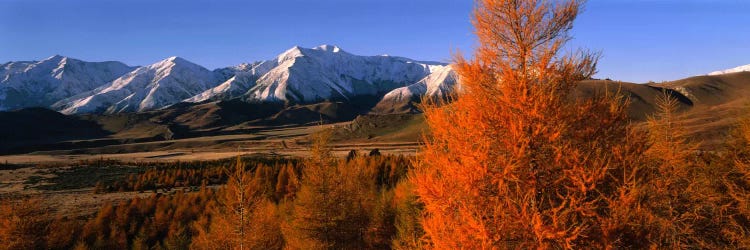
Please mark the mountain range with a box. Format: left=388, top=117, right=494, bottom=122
left=709, top=64, right=750, bottom=76
left=2, top=46, right=750, bottom=155
left=0, top=56, right=135, bottom=111
left=5, top=45, right=748, bottom=117
left=1, top=45, right=455, bottom=115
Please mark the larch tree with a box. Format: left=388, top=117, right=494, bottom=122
left=646, top=91, right=698, bottom=168
left=391, top=179, right=425, bottom=250
left=0, top=198, right=49, bottom=250
left=720, top=105, right=750, bottom=247
left=275, top=163, right=299, bottom=201
left=192, top=156, right=282, bottom=250
left=643, top=90, right=702, bottom=247
left=283, top=130, right=375, bottom=249
left=413, top=0, right=646, bottom=248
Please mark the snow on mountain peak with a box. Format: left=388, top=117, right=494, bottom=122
left=2, top=47, right=457, bottom=114
left=58, top=56, right=219, bottom=114
left=278, top=45, right=347, bottom=62
left=313, top=44, right=342, bottom=53
left=185, top=45, right=450, bottom=105
left=164, top=56, right=188, bottom=63
left=373, top=65, right=458, bottom=113
left=243, top=45, right=448, bottom=103
left=153, top=56, right=195, bottom=68
left=278, top=46, right=306, bottom=61
left=44, top=55, right=66, bottom=62
left=709, top=64, right=750, bottom=76
left=0, top=56, right=135, bottom=111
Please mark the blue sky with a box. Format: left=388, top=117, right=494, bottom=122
left=1, top=0, right=748, bottom=83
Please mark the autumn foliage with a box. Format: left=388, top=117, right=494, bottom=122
left=414, top=0, right=640, bottom=248
left=282, top=130, right=410, bottom=249
left=3, top=1, right=750, bottom=249
left=413, top=0, right=750, bottom=248
left=0, top=198, right=49, bottom=250
left=189, top=157, right=283, bottom=250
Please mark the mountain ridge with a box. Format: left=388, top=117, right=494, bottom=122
left=709, top=64, right=750, bottom=76
left=1, top=69, right=749, bottom=154
left=2, top=45, right=455, bottom=114
left=55, top=56, right=220, bottom=114
left=0, top=55, right=136, bottom=111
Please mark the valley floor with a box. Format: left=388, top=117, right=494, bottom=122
left=0, top=121, right=421, bottom=219
left=0, top=121, right=422, bottom=165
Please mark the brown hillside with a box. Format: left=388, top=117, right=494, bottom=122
left=340, top=73, right=750, bottom=148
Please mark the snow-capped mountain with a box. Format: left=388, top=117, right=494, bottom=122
left=0, top=55, right=135, bottom=111
left=373, top=66, right=457, bottom=113
left=2, top=45, right=456, bottom=114
left=240, top=45, right=447, bottom=103
left=184, top=72, right=259, bottom=103
left=56, top=56, right=220, bottom=114
left=182, top=44, right=449, bottom=105
left=184, top=61, right=274, bottom=103
left=708, top=64, right=750, bottom=76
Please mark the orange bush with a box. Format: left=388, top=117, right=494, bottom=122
left=719, top=106, right=750, bottom=247
left=413, top=0, right=648, bottom=248
left=0, top=198, right=49, bottom=250
left=191, top=157, right=283, bottom=250
left=282, top=130, right=376, bottom=249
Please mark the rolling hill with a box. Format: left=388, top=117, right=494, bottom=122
left=339, top=71, right=750, bottom=147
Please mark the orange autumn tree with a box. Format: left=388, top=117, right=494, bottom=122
left=414, top=0, right=644, bottom=248
left=721, top=105, right=750, bottom=247
left=282, top=130, right=376, bottom=249
left=0, top=198, right=49, bottom=250
left=643, top=90, right=702, bottom=247
left=192, top=157, right=283, bottom=250
left=646, top=91, right=698, bottom=168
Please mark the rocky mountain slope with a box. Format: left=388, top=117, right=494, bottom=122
left=2, top=45, right=455, bottom=114
left=1, top=69, right=748, bottom=154
left=0, top=55, right=135, bottom=111
left=372, top=65, right=457, bottom=113
left=240, top=45, right=446, bottom=103
left=55, top=56, right=220, bottom=114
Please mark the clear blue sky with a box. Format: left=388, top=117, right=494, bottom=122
left=1, top=0, right=748, bottom=83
